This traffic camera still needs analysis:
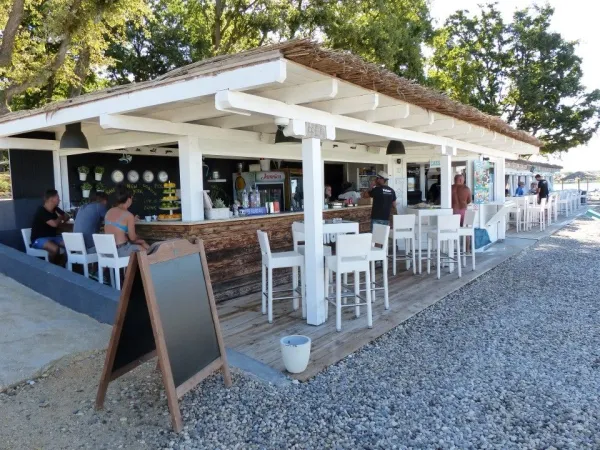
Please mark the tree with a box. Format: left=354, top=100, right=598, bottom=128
left=106, top=0, right=432, bottom=84
left=428, top=3, right=600, bottom=154
left=0, top=0, right=148, bottom=114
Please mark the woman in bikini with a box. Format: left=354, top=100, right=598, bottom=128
left=104, top=185, right=149, bottom=256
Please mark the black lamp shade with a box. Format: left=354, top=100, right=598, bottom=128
left=386, top=140, right=405, bottom=155
left=274, top=125, right=301, bottom=144
left=60, top=122, right=89, bottom=150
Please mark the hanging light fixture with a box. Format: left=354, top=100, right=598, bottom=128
left=274, top=125, right=301, bottom=144
left=59, top=123, right=89, bottom=151
left=386, top=140, right=406, bottom=155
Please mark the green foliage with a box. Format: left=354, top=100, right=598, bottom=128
left=94, top=166, right=104, bottom=174
left=213, top=198, right=226, bottom=208
left=77, top=165, right=89, bottom=174
left=0, top=172, right=11, bottom=199
left=81, top=182, right=92, bottom=190
left=428, top=3, right=600, bottom=154
left=105, top=0, right=431, bottom=83
left=95, top=182, right=105, bottom=191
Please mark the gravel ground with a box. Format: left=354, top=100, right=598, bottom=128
left=1, top=213, right=598, bottom=449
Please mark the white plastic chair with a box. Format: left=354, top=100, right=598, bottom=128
left=458, top=210, right=476, bottom=271
left=390, top=215, right=416, bottom=276
left=544, top=195, right=553, bottom=226
left=92, top=234, right=131, bottom=290
left=427, top=215, right=462, bottom=280
left=325, top=233, right=373, bottom=332
left=21, top=228, right=49, bottom=261
left=257, top=230, right=305, bottom=323
left=528, top=197, right=547, bottom=231
left=557, top=191, right=570, bottom=217
left=62, top=232, right=98, bottom=278
left=369, top=224, right=390, bottom=310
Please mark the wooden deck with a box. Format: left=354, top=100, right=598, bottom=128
left=218, top=238, right=533, bottom=381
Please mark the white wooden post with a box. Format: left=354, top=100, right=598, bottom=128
left=440, top=152, right=452, bottom=209
left=419, top=164, right=426, bottom=201
left=302, top=137, right=326, bottom=325
left=52, top=151, right=63, bottom=208
left=178, top=136, right=204, bottom=221
left=495, top=157, right=506, bottom=239
left=59, top=155, right=70, bottom=210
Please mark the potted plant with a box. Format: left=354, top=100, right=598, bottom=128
left=78, top=166, right=89, bottom=181
left=95, top=182, right=104, bottom=192
left=205, top=198, right=230, bottom=220
left=81, top=182, right=92, bottom=198
left=94, top=166, right=104, bottom=181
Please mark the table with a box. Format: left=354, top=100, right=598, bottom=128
left=294, top=220, right=360, bottom=241
left=405, top=207, right=453, bottom=274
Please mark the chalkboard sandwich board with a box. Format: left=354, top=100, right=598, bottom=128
left=95, top=238, right=231, bottom=432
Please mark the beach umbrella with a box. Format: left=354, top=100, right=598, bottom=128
left=561, top=171, right=595, bottom=191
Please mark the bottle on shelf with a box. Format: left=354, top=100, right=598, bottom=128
left=242, top=189, right=249, bottom=208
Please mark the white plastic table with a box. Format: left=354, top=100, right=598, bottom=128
left=405, top=207, right=453, bottom=274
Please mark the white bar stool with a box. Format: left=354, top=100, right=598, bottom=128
left=390, top=214, right=416, bottom=276
left=92, top=234, right=131, bottom=290
left=427, top=215, right=462, bottom=280
left=292, top=222, right=332, bottom=319
left=325, top=233, right=373, bottom=332
left=458, top=210, right=476, bottom=271
left=369, top=224, right=390, bottom=310
left=62, top=232, right=98, bottom=278
left=257, top=230, right=305, bottom=323
left=527, top=197, right=547, bottom=231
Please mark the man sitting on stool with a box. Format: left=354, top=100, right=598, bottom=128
left=30, top=189, right=69, bottom=264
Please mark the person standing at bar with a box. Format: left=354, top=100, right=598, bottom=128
left=535, top=174, right=549, bottom=204
left=74, top=192, right=109, bottom=253
left=368, top=171, right=396, bottom=230
left=451, top=174, right=471, bottom=225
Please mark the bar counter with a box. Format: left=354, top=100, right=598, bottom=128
left=135, top=206, right=372, bottom=302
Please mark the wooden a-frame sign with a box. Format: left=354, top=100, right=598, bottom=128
left=95, top=239, right=231, bottom=432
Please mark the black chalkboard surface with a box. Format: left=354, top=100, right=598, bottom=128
left=95, top=239, right=231, bottom=432
left=149, top=252, right=221, bottom=387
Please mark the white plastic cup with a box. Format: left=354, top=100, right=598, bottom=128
left=280, top=335, right=311, bottom=374
left=144, top=216, right=151, bottom=222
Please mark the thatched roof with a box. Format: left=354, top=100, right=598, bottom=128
left=0, top=39, right=541, bottom=148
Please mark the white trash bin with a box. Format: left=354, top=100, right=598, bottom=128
left=280, top=335, right=311, bottom=374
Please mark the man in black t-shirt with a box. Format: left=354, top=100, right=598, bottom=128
left=368, top=171, right=396, bottom=230
left=30, top=189, right=68, bottom=263
left=535, top=174, right=549, bottom=204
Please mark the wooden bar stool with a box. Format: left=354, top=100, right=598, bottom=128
left=257, top=230, right=305, bottom=323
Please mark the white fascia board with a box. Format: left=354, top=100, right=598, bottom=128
left=433, top=123, right=472, bottom=137
left=202, top=114, right=272, bottom=129
left=354, top=104, right=410, bottom=122
left=0, top=137, right=59, bottom=150
left=447, top=138, right=518, bottom=160
left=215, top=90, right=447, bottom=147
left=99, top=114, right=262, bottom=143
left=0, top=59, right=286, bottom=138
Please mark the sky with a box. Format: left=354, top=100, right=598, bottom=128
left=429, top=0, right=600, bottom=172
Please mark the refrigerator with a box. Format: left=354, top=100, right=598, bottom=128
left=233, top=171, right=286, bottom=210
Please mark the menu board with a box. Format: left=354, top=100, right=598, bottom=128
left=473, top=161, right=492, bottom=204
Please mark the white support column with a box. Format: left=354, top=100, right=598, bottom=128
left=302, top=137, right=326, bottom=326
left=440, top=152, right=452, bottom=209
left=495, top=157, right=506, bottom=240
left=59, top=155, right=71, bottom=210
left=178, top=136, right=204, bottom=221
left=466, top=158, right=474, bottom=190
left=419, top=164, right=426, bottom=201
left=52, top=151, right=63, bottom=208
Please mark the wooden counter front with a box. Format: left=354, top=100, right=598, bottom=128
left=137, top=207, right=372, bottom=302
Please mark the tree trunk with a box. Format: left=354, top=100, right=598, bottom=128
left=68, top=47, right=91, bottom=98
left=214, top=0, right=224, bottom=52
left=0, top=0, right=26, bottom=68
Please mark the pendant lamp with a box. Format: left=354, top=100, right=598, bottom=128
left=386, top=140, right=406, bottom=155
left=60, top=123, right=89, bottom=150
left=274, top=125, right=301, bottom=144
